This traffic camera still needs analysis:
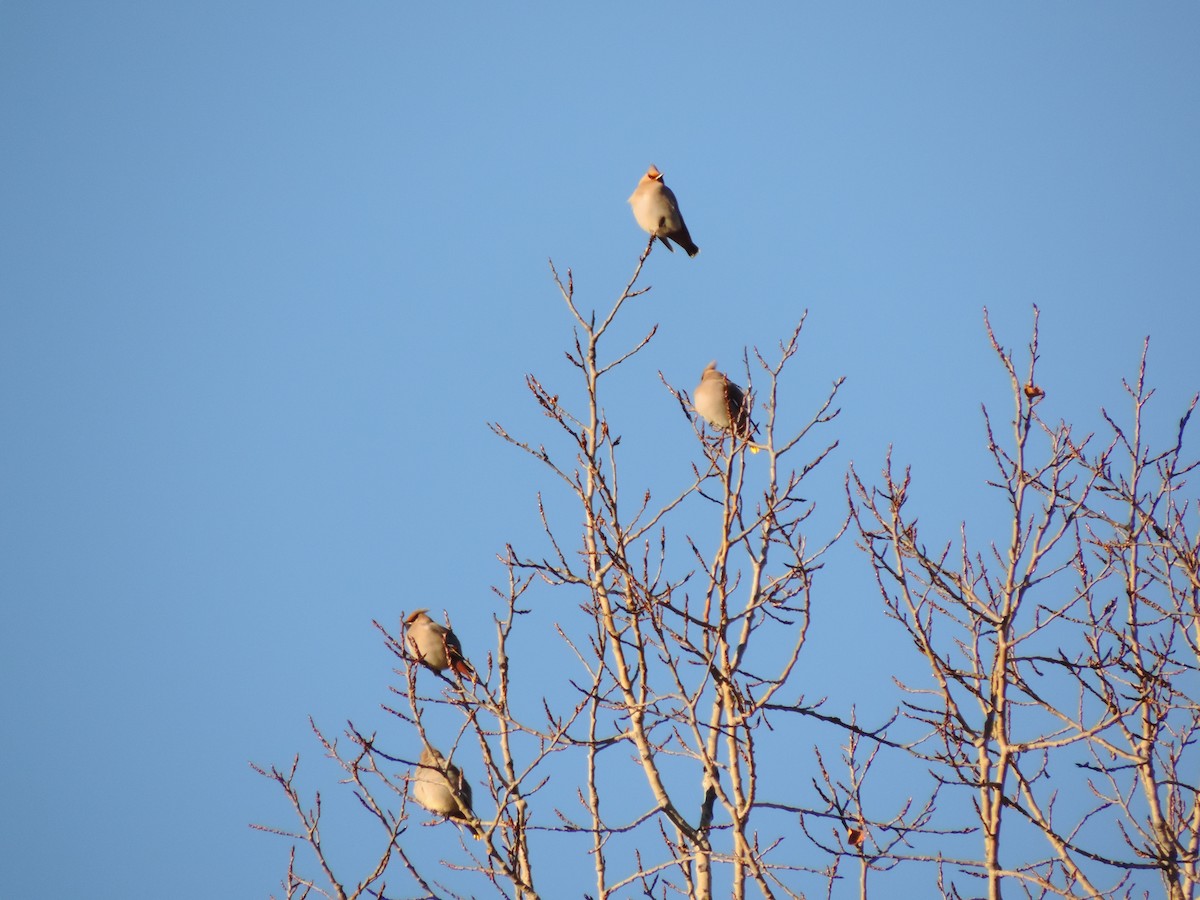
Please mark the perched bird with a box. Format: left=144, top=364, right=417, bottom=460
left=412, top=745, right=479, bottom=834
left=694, top=361, right=756, bottom=444
left=628, top=164, right=699, bottom=257
left=404, top=609, right=474, bottom=678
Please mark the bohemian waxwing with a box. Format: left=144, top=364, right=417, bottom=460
left=694, top=361, right=756, bottom=444
left=404, top=609, right=474, bottom=678
left=628, top=165, right=699, bottom=257
left=412, top=745, right=480, bottom=835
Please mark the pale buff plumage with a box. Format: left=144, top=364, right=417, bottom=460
left=404, top=609, right=474, bottom=677
left=694, top=361, right=755, bottom=442
left=628, top=165, right=699, bottom=257
left=411, top=745, right=480, bottom=835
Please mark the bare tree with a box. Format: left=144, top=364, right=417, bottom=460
left=251, top=242, right=851, bottom=899
left=849, top=307, right=1199, bottom=899
left=1064, top=344, right=1200, bottom=900
left=487, top=241, right=846, bottom=899
left=252, top=267, right=1197, bottom=900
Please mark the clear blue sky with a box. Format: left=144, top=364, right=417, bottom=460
left=2, top=4, right=1197, bottom=897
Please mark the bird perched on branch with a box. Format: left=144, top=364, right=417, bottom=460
left=404, top=609, right=474, bottom=678
left=694, top=361, right=758, bottom=450
left=412, top=745, right=480, bottom=836
left=628, top=164, right=699, bottom=257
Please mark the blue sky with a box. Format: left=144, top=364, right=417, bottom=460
left=2, top=4, right=1198, bottom=897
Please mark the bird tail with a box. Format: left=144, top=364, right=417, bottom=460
left=451, top=656, right=477, bottom=681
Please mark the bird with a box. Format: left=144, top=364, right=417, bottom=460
left=628, top=164, right=699, bottom=257
left=404, top=609, right=474, bottom=678
left=694, top=361, right=757, bottom=446
left=411, top=745, right=480, bottom=835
